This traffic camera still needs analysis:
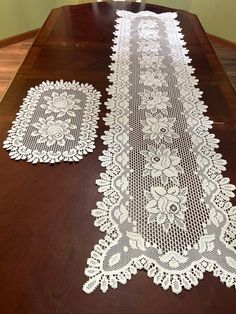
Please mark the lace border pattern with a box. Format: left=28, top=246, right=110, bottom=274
left=3, top=80, right=101, bottom=163
left=83, top=11, right=236, bottom=294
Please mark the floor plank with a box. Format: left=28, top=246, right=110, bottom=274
left=211, top=42, right=236, bottom=89
left=0, top=38, right=34, bottom=100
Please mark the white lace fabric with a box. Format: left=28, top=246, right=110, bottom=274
left=83, top=11, right=236, bottom=294
left=3, top=80, right=101, bottom=163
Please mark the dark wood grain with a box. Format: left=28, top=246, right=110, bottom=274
left=0, top=2, right=236, bottom=313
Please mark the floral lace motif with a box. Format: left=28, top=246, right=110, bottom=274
left=140, top=144, right=183, bottom=184
left=31, top=116, right=76, bottom=147
left=145, top=186, right=188, bottom=231
left=3, top=80, right=101, bottom=163
left=83, top=11, right=236, bottom=294
left=41, top=92, right=81, bottom=117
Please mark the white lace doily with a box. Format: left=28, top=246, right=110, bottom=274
left=3, top=80, right=101, bottom=163
left=83, top=11, right=236, bottom=294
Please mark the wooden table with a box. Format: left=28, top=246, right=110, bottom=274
left=0, top=2, right=236, bottom=313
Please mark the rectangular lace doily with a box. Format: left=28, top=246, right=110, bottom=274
left=83, top=11, right=236, bottom=294
left=3, top=80, right=101, bottom=163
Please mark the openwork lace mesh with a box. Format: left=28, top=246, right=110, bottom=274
left=4, top=80, right=101, bottom=163
left=83, top=10, right=236, bottom=294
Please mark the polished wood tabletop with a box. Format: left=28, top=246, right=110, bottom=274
left=0, top=2, right=236, bottom=313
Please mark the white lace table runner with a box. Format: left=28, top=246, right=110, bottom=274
left=4, top=80, right=101, bottom=163
left=83, top=11, right=236, bottom=294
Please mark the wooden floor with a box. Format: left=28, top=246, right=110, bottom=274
left=0, top=37, right=235, bottom=100
left=211, top=41, right=236, bottom=89
left=0, top=38, right=34, bottom=100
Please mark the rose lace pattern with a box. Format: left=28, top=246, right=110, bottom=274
left=83, top=11, right=236, bottom=294
left=3, top=80, right=101, bottom=163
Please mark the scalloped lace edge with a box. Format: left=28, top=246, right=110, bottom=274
left=3, top=80, right=101, bottom=164
left=83, top=10, right=236, bottom=294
